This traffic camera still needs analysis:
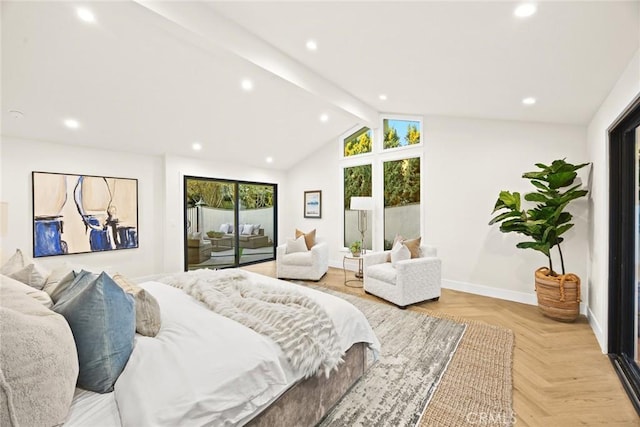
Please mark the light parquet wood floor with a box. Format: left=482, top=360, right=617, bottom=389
left=242, top=262, right=640, bottom=426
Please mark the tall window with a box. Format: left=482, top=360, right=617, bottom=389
left=343, top=164, right=372, bottom=249
left=383, top=157, right=420, bottom=249
left=340, top=116, right=423, bottom=250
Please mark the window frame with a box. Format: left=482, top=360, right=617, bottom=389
left=339, top=124, right=375, bottom=160
left=339, top=115, right=424, bottom=252
left=381, top=114, right=424, bottom=153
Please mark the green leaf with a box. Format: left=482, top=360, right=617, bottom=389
left=534, top=163, right=549, bottom=170
left=522, top=171, right=547, bottom=180
left=489, top=210, right=522, bottom=225
left=556, top=212, right=572, bottom=225
left=556, top=223, right=574, bottom=236
left=547, top=171, right=577, bottom=189
left=524, top=192, right=548, bottom=203
left=531, top=180, right=550, bottom=191
left=516, top=241, right=550, bottom=256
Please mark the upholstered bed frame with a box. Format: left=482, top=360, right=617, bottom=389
left=249, top=342, right=367, bottom=426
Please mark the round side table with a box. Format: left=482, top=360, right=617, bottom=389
left=343, top=254, right=363, bottom=288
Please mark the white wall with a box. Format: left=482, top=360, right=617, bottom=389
left=586, top=49, right=640, bottom=352
left=427, top=117, right=588, bottom=303
left=0, top=137, right=164, bottom=277
left=284, top=117, right=588, bottom=304
left=162, top=155, right=285, bottom=273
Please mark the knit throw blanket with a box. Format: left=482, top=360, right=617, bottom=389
left=159, top=269, right=343, bottom=378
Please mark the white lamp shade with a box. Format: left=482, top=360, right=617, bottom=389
left=350, top=196, right=374, bottom=210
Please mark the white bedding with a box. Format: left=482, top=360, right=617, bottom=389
left=65, top=271, right=380, bottom=426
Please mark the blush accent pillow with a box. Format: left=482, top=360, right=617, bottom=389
left=112, top=273, right=161, bottom=337
left=295, top=228, right=316, bottom=250
left=390, top=242, right=411, bottom=267
left=0, top=274, right=78, bottom=427
left=286, top=235, right=309, bottom=254
left=403, top=237, right=422, bottom=259
left=52, top=270, right=135, bottom=393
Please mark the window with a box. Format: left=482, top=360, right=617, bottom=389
left=340, top=116, right=423, bottom=251
left=343, top=127, right=372, bottom=157
left=383, top=119, right=421, bottom=149
left=343, top=164, right=372, bottom=249
left=383, top=157, right=420, bottom=249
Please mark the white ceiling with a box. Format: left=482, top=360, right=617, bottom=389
left=2, top=1, right=639, bottom=170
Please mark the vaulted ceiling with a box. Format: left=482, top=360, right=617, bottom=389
left=2, top=1, right=638, bottom=170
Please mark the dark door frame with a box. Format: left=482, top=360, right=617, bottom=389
left=183, top=176, right=278, bottom=271
left=608, top=94, right=640, bottom=415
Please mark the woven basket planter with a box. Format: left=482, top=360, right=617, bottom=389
left=534, top=267, right=581, bottom=322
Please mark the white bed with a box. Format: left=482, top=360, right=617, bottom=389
left=64, top=270, right=380, bottom=426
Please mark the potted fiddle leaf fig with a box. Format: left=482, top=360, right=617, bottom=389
left=489, top=159, right=590, bottom=322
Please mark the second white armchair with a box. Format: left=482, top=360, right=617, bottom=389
left=363, top=245, right=441, bottom=308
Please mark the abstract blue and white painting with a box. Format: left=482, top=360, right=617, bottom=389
left=32, top=172, right=138, bottom=257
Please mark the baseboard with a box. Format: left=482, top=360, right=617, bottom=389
left=587, top=306, right=607, bottom=353
left=442, top=279, right=538, bottom=306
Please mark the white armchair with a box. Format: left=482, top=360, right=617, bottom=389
left=363, top=245, right=441, bottom=308
left=276, top=238, right=329, bottom=281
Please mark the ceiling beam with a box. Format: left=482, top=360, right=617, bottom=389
left=134, top=1, right=378, bottom=127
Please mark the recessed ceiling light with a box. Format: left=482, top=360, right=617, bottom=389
left=522, top=97, right=536, bottom=105
left=514, top=3, right=536, bottom=18
left=241, top=79, right=253, bottom=91
left=8, top=110, right=24, bottom=119
left=266, top=156, right=274, bottom=163
left=192, top=142, right=202, bottom=151
left=379, top=94, right=387, bottom=101
left=64, top=118, right=79, bottom=129
left=76, top=7, right=96, bottom=23
left=306, top=39, right=318, bottom=51
left=320, top=113, right=329, bottom=123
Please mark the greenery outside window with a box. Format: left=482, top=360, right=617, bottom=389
left=343, top=127, right=372, bottom=157
left=343, top=164, right=372, bottom=249
left=383, top=157, right=421, bottom=249
left=184, top=177, right=276, bottom=271
left=383, top=119, right=421, bottom=149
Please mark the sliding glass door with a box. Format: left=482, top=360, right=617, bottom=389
left=608, top=97, right=640, bottom=414
left=184, top=176, right=276, bottom=271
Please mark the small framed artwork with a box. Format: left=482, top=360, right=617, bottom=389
left=304, top=190, right=322, bottom=218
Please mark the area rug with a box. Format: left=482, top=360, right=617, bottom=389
left=307, top=286, right=515, bottom=427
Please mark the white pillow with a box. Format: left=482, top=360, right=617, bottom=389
left=241, top=224, right=253, bottom=235
left=1, top=248, right=28, bottom=275
left=219, top=223, right=230, bottom=234
left=390, top=242, right=411, bottom=267
left=0, top=274, right=53, bottom=308
left=252, top=224, right=261, bottom=235
left=9, top=263, right=50, bottom=290
left=285, top=235, right=308, bottom=254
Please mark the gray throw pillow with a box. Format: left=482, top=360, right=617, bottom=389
left=52, top=270, right=135, bottom=393
left=112, top=273, right=161, bottom=337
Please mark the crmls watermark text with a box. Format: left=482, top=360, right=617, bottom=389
left=465, top=411, right=517, bottom=425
